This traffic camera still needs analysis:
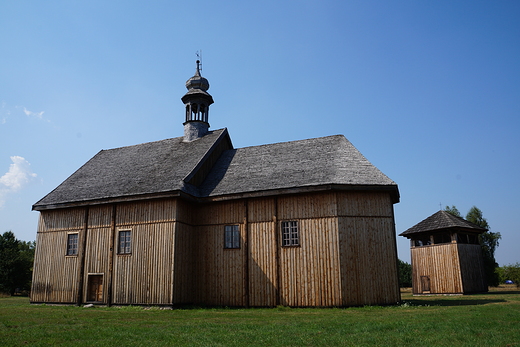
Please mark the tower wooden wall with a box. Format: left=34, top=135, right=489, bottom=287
left=410, top=242, right=487, bottom=294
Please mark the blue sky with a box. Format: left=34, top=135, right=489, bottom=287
left=1, top=1, right=519, bottom=265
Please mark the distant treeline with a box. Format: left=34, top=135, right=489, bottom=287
left=0, top=231, right=35, bottom=296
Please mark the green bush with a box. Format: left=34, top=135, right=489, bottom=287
left=498, top=263, right=520, bottom=287
left=398, top=259, right=412, bottom=287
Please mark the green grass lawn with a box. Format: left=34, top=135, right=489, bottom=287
left=1, top=286, right=519, bottom=346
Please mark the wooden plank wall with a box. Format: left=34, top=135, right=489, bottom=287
left=248, top=197, right=277, bottom=307
left=172, top=222, right=195, bottom=304
left=279, top=217, right=342, bottom=306
left=32, top=199, right=184, bottom=306
left=32, top=190, right=400, bottom=307
left=411, top=243, right=462, bottom=294
left=112, top=200, right=177, bottom=305
left=337, top=192, right=400, bottom=306
left=277, top=194, right=342, bottom=307
left=457, top=244, right=487, bottom=293
left=194, top=201, right=247, bottom=306
left=248, top=221, right=277, bottom=306
left=83, top=205, right=112, bottom=304
left=31, top=208, right=85, bottom=303
left=190, top=191, right=399, bottom=307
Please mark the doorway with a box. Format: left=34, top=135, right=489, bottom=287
left=421, top=275, right=431, bottom=293
left=87, top=274, right=104, bottom=302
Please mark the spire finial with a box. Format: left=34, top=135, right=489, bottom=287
left=196, top=50, right=202, bottom=76
left=196, top=60, right=201, bottom=76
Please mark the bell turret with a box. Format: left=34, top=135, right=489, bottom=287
left=182, top=60, right=214, bottom=141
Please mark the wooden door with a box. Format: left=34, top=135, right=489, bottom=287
left=87, top=275, right=103, bottom=302
left=421, top=276, right=430, bottom=293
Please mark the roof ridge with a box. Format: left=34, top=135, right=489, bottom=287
left=439, top=210, right=488, bottom=230
left=235, top=134, right=346, bottom=151
left=96, top=128, right=228, bottom=152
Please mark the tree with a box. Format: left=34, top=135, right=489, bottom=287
left=398, top=259, right=412, bottom=288
left=444, top=205, right=461, bottom=218
left=465, top=206, right=501, bottom=287
left=498, top=263, right=520, bottom=288
left=0, top=231, right=35, bottom=295
left=465, top=206, right=490, bottom=229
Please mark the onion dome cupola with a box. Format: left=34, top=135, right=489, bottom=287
left=182, top=60, right=214, bottom=142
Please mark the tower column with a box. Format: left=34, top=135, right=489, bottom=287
left=181, top=60, right=214, bottom=142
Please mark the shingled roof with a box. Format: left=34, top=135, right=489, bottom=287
left=400, top=210, right=487, bottom=237
left=200, top=135, right=398, bottom=201
left=33, top=129, right=231, bottom=210
left=33, top=129, right=399, bottom=210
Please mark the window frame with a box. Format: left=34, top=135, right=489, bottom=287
left=224, top=225, right=240, bottom=249
left=66, top=233, right=79, bottom=256
left=281, top=220, right=300, bottom=247
left=118, top=229, right=132, bottom=255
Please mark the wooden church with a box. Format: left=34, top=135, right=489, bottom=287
left=400, top=210, right=487, bottom=295
left=31, top=62, right=401, bottom=307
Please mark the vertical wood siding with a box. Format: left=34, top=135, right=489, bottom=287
left=248, top=221, right=277, bottom=306
left=276, top=193, right=342, bottom=306
left=112, top=222, right=175, bottom=304
left=32, top=190, right=400, bottom=307
left=279, top=217, right=342, bottom=306
left=196, top=200, right=246, bottom=225
left=176, top=199, right=194, bottom=225
left=337, top=191, right=393, bottom=217
left=116, top=200, right=177, bottom=226
left=172, top=222, right=195, bottom=304
left=457, top=244, right=487, bottom=293
left=247, top=197, right=276, bottom=223
left=88, top=205, right=112, bottom=228
left=248, top=198, right=277, bottom=306
left=194, top=200, right=247, bottom=306
left=411, top=244, right=463, bottom=294
left=338, top=217, right=399, bottom=306
left=83, top=226, right=111, bottom=303
left=112, top=200, right=176, bottom=305
left=195, top=224, right=246, bottom=306
left=31, top=209, right=84, bottom=303
left=278, top=193, right=337, bottom=220
left=83, top=205, right=113, bottom=303
left=337, top=191, right=399, bottom=306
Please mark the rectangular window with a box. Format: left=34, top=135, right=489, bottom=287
left=281, top=221, right=300, bottom=247
left=66, top=233, right=79, bottom=255
left=433, top=232, right=451, bottom=244
left=413, top=235, right=432, bottom=247
left=457, top=233, right=479, bottom=245
left=118, top=230, right=131, bottom=254
left=224, top=225, right=240, bottom=249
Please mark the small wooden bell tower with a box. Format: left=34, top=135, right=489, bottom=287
left=400, top=210, right=488, bottom=294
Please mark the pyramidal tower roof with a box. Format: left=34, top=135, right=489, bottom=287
left=400, top=210, right=487, bottom=237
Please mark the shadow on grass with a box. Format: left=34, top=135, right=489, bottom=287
left=404, top=298, right=507, bottom=306
left=400, top=286, right=519, bottom=307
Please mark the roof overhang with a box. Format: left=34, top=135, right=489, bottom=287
left=32, top=183, right=399, bottom=211
left=31, top=191, right=188, bottom=211
left=201, top=184, right=400, bottom=204
left=400, top=226, right=487, bottom=238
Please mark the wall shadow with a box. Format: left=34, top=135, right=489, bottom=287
left=404, top=298, right=506, bottom=306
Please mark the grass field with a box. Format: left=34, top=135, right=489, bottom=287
left=1, top=286, right=519, bottom=346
